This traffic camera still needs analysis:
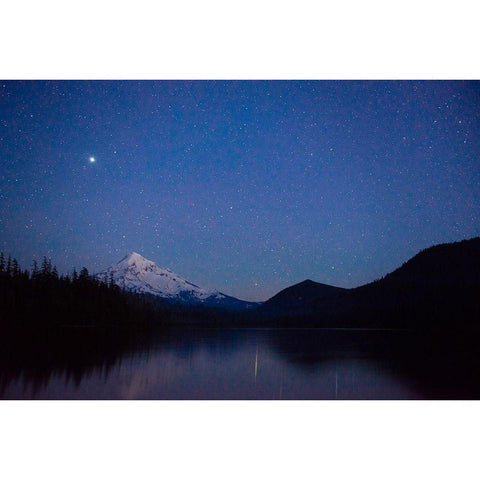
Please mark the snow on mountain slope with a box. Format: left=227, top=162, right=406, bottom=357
left=95, top=252, right=259, bottom=310
left=96, top=252, right=224, bottom=300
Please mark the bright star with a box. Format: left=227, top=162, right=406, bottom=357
left=89, top=156, right=95, bottom=163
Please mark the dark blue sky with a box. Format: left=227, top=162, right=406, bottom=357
left=1, top=80, right=479, bottom=300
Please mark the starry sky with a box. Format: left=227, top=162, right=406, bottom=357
left=1, top=80, right=479, bottom=301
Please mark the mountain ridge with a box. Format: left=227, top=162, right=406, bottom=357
left=255, top=237, right=480, bottom=328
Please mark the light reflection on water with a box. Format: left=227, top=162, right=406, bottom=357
left=0, top=328, right=423, bottom=400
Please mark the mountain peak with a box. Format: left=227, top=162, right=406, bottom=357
left=122, top=251, right=147, bottom=261
left=117, top=251, right=154, bottom=269
left=95, top=252, right=261, bottom=310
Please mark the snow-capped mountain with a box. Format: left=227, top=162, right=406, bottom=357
left=95, top=252, right=259, bottom=310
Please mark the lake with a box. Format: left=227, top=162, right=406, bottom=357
left=1, top=326, right=480, bottom=399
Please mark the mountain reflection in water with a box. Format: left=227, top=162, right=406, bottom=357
left=1, top=325, right=480, bottom=399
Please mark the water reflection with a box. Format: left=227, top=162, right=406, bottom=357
left=1, top=325, right=480, bottom=399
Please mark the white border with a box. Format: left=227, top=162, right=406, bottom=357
left=1, top=401, right=479, bottom=480
left=1, top=1, right=479, bottom=479
left=1, top=1, right=479, bottom=79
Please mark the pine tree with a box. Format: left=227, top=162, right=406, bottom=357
left=0, top=252, right=4, bottom=272
left=6, top=256, right=11, bottom=276
left=79, top=267, right=89, bottom=281
left=31, top=260, right=39, bottom=279
left=11, top=258, right=19, bottom=277
left=72, top=268, right=78, bottom=282
left=41, top=256, right=50, bottom=278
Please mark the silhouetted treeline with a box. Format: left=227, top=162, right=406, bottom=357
left=0, top=254, right=172, bottom=332
left=2, top=237, right=479, bottom=333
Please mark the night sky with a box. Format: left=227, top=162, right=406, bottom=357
left=1, top=80, right=479, bottom=301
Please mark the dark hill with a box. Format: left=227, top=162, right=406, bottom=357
left=254, top=237, right=480, bottom=329
left=349, top=237, right=480, bottom=328
left=370, top=237, right=480, bottom=289
left=258, top=279, right=346, bottom=317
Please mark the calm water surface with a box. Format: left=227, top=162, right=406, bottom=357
left=1, top=327, right=479, bottom=399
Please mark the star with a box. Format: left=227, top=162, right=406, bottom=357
left=89, top=156, right=95, bottom=163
